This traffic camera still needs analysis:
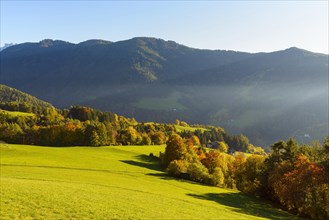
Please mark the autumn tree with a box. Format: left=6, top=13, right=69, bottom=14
left=269, top=155, right=329, bottom=219
left=201, top=150, right=234, bottom=187
left=230, top=153, right=247, bottom=190
left=162, top=133, right=187, bottom=166
left=189, top=135, right=201, bottom=146
left=151, top=131, right=166, bottom=145
left=238, top=155, right=266, bottom=194
left=201, top=150, right=221, bottom=174
left=323, top=136, right=329, bottom=170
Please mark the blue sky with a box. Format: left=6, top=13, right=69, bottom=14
left=1, top=1, right=328, bottom=53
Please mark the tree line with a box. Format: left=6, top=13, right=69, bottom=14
left=161, top=134, right=329, bottom=219
left=0, top=105, right=250, bottom=150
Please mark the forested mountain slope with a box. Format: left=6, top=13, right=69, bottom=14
left=1, top=37, right=328, bottom=145
left=0, top=84, right=54, bottom=113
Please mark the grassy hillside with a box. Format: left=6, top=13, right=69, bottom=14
left=0, top=109, right=35, bottom=117
left=174, top=124, right=209, bottom=133
left=0, top=144, right=298, bottom=219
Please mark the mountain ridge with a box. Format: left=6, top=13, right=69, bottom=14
left=2, top=37, right=326, bottom=54
left=1, top=37, right=328, bottom=145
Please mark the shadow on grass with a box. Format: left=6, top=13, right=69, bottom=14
left=187, top=193, right=299, bottom=220
left=146, top=173, right=209, bottom=187
left=135, top=154, right=159, bottom=163
left=146, top=172, right=174, bottom=180
left=120, top=154, right=163, bottom=172
left=120, top=155, right=209, bottom=186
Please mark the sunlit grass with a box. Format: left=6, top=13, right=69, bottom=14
left=174, top=124, right=209, bottom=133
left=0, top=109, right=35, bottom=117
left=0, top=144, right=298, bottom=219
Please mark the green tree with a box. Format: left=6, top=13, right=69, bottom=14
left=240, top=155, right=266, bottom=194
left=166, top=160, right=189, bottom=176
left=247, top=144, right=266, bottom=155
left=187, top=162, right=211, bottom=184
left=211, top=167, right=225, bottom=186
left=141, top=132, right=152, bottom=145
left=90, top=130, right=100, bottom=146
left=0, top=122, right=24, bottom=143
left=217, top=141, right=228, bottom=153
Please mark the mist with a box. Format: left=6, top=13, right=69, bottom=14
left=58, top=81, right=327, bottom=147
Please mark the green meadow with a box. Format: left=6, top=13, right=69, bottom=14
left=0, top=109, right=35, bottom=118
left=0, top=144, right=298, bottom=219
left=174, top=124, right=209, bottom=133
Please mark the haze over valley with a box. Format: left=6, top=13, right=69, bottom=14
left=1, top=37, right=328, bottom=146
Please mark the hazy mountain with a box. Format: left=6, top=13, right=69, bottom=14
left=174, top=47, right=328, bottom=85
left=1, top=37, right=328, bottom=146
left=0, top=37, right=252, bottom=89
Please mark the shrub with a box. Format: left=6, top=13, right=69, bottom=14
left=210, top=167, right=225, bottom=186
left=187, top=162, right=211, bottom=184
left=166, top=160, right=189, bottom=176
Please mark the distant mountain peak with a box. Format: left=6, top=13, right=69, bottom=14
left=285, top=47, right=306, bottom=52
left=39, top=39, right=73, bottom=48
left=78, top=39, right=112, bottom=46
left=282, top=47, right=327, bottom=57
left=287, top=46, right=300, bottom=50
